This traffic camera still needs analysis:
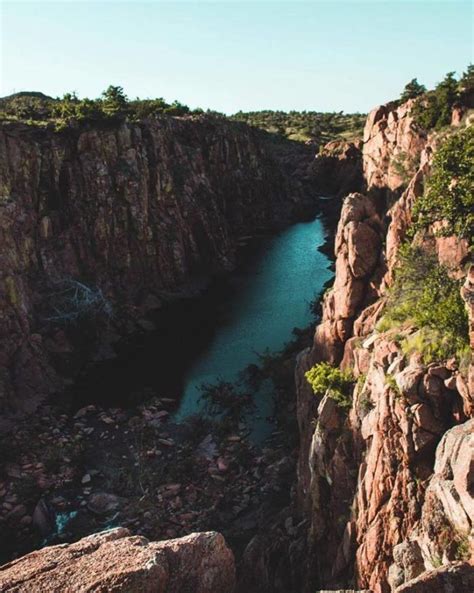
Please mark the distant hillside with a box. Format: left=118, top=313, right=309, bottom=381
left=229, top=110, right=366, bottom=145
left=0, top=89, right=365, bottom=144
left=0, top=91, right=54, bottom=102
left=0, top=92, right=57, bottom=120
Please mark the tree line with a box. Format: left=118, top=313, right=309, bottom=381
left=399, top=64, right=473, bottom=130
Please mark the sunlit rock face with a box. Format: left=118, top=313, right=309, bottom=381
left=295, top=99, right=473, bottom=593
left=0, top=527, right=236, bottom=593
left=362, top=99, right=426, bottom=194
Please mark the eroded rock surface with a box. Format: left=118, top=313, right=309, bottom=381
left=0, top=527, right=235, bottom=593
left=310, top=192, right=384, bottom=365
left=395, top=562, right=474, bottom=593
left=295, top=99, right=473, bottom=593
left=310, top=140, right=363, bottom=199
left=0, top=117, right=303, bottom=412
left=363, top=100, right=426, bottom=194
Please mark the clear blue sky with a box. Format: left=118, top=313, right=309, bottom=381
left=1, top=1, right=472, bottom=114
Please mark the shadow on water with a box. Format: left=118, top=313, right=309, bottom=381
left=72, top=216, right=332, bottom=439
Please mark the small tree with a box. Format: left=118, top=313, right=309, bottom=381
left=305, top=362, right=354, bottom=411
left=411, top=71, right=460, bottom=130
left=435, top=72, right=459, bottom=126
left=101, top=85, right=128, bottom=117
left=459, top=63, right=474, bottom=103
left=400, top=78, right=426, bottom=102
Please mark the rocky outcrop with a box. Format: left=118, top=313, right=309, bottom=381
left=461, top=265, right=474, bottom=403
left=310, top=192, right=384, bottom=365
left=295, top=99, right=473, bottom=593
left=395, top=562, right=474, bottom=593
left=0, top=116, right=305, bottom=412
left=310, top=140, right=363, bottom=200
left=0, top=527, right=235, bottom=592
left=363, top=100, right=426, bottom=196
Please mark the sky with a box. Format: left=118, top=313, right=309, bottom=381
left=0, top=0, right=472, bottom=114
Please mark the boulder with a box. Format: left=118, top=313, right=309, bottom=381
left=0, top=527, right=235, bottom=593
left=395, top=562, right=474, bottom=592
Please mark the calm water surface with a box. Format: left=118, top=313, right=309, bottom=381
left=174, top=216, right=332, bottom=437
left=75, top=216, right=332, bottom=440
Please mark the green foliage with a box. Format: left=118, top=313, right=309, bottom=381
left=199, top=381, right=253, bottom=428
left=101, top=85, right=128, bottom=117
left=230, top=110, right=366, bottom=145
left=379, top=244, right=469, bottom=362
left=412, top=126, right=474, bottom=240
left=305, top=362, right=354, bottom=411
left=459, top=63, right=474, bottom=103
left=0, top=87, right=198, bottom=130
left=385, top=373, right=402, bottom=396
left=400, top=78, right=426, bottom=102
left=401, top=329, right=471, bottom=365
left=391, top=150, right=421, bottom=186
left=411, top=71, right=460, bottom=130
left=454, top=531, right=471, bottom=561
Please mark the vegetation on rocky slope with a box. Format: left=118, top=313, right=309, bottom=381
left=229, top=110, right=366, bottom=144
left=408, top=64, right=473, bottom=130
left=304, top=362, right=354, bottom=410
left=0, top=86, right=211, bottom=130
left=378, top=244, right=469, bottom=362
left=0, top=87, right=366, bottom=146
left=412, top=125, right=474, bottom=241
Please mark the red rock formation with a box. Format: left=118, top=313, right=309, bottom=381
left=0, top=527, right=235, bottom=593
left=395, top=562, right=474, bottom=593
left=363, top=100, right=426, bottom=194
left=311, top=192, right=384, bottom=365
left=0, top=117, right=301, bottom=412
left=310, top=140, right=363, bottom=199
left=296, top=99, right=473, bottom=593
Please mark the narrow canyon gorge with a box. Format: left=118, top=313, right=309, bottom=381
left=0, top=93, right=472, bottom=593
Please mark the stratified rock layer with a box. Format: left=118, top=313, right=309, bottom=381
left=0, top=527, right=235, bottom=593
left=0, top=117, right=301, bottom=412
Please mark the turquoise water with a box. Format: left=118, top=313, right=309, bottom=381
left=75, top=216, right=332, bottom=439
left=175, top=216, right=332, bottom=436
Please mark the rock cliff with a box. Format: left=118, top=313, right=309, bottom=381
left=296, top=100, right=473, bottom=592
left=0, top=116, right=306, bottom=413
left=0, top=527, right=235, bottom=592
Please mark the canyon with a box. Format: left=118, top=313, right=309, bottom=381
left=0, top=96, right=472, bottom=593
left=0, top=116, right=314, bottom=414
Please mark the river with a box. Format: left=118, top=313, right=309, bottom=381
left=74, top=216, right=332, bottom=440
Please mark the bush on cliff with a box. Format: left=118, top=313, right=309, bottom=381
left=305, top=362, right=354, bottom=411
left=412, top=126, right=474, bottom=241
left=400, top=78, right=426, bottom=102
left=410, top=71, right=460, bottom=130
left=379, top=244, right=469, bottom=362
left=0, top=87, right=197, bottom=128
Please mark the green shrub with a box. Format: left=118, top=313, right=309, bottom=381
left=0, top=86, right=197, bottom=130
left=401, top=329, right=471, bottom=365
left=385, top=373, right=402, bottom=397
left=379, top=244, right=469, bottom=362
left=412, top=126, right=474, bottom=241
left=459, top=63, right=474, bottom=103
left=230, top=110, right=366, bottom=145
left=305, top=362, right=354, bottom=411
left=400, top=78, right=426, bottom=102
left=411, top=71, right=459, bottom=131
left=391, top=150, right=421, bottom=186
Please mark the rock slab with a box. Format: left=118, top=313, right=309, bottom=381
left=0, top=527, right=235, bottom=593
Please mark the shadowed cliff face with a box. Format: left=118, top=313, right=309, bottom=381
left=0, top=116, right=310, bottom=413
